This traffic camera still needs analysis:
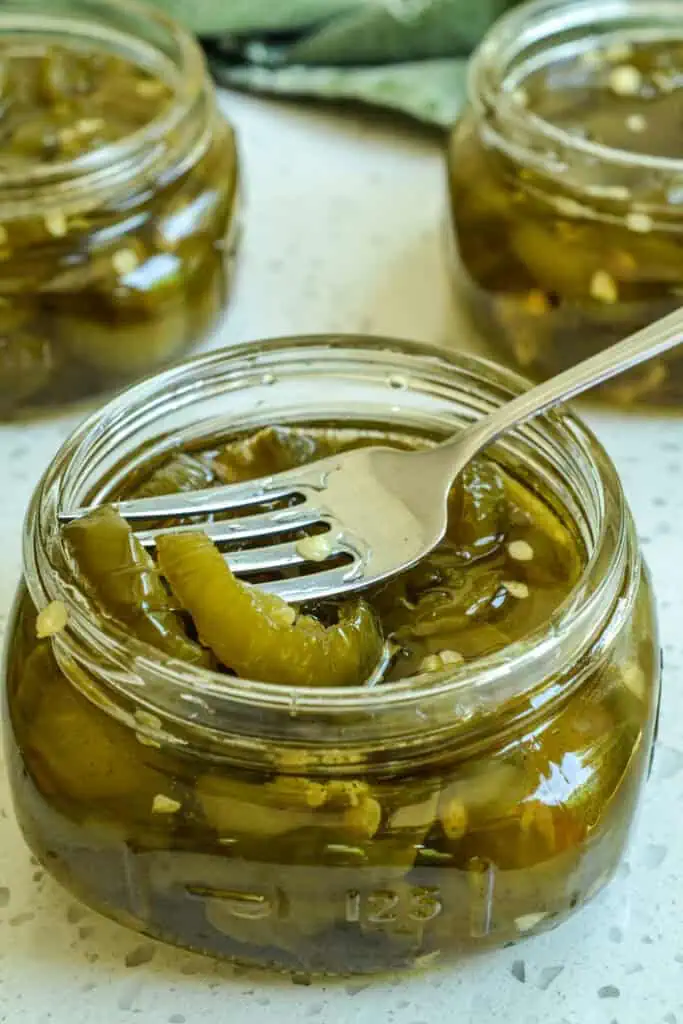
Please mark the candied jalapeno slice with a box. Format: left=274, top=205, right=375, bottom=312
left=502, top=475, right=583, bottom=589
left=213, top=426, right=344, bottom=483
left=53, top=242, right=191, bottom=377
left=63, top=506, right=209, bottom=666
left=431, top=755, right=585, bottom=874
left=196, top=772, right=382, bottom=844
left=131, top=453, right=216, bottom=499
left=379, top=563, right=508, bottom=651
left=213, top=425, right=413, bottom=483
left=50, top=202, right=232, bottom=379
left=13, top=642, right=178, bottom=826
left=156, top=531, right=383, bottom=687
left=446, top=459, right=507, bottom=560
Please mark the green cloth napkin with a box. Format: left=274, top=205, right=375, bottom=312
left=149, top=0, right=519, bottom=127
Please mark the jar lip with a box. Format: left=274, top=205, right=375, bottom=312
left=0, top=0, right=207, bottom=200
left=469, top=0, right=683, bottom=176
left=25, top=336, right=635, bottom=732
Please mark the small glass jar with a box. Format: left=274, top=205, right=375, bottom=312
left=0, top=0, right=239, bottom=416
left=3, top=337, right=660, bottom=975
left=447, top=0, right=683, bottom=406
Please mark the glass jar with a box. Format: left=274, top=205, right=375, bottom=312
left=0, top=0, right=239, bottom=416
left=2, top=337, right=660, bottom=975
left=447, top=0, right=683, bottom=406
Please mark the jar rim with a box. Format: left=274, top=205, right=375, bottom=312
left=23, top=336, right=637, bottom=753
left=469, top=0, right=683, bottom=177
left=0, top=0, right=207, bottom=207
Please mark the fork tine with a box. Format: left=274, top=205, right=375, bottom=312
left=135, top=505, right=324, bottom=547
left=225, top=539, right=323, bottom=574
left=260, top=562, right=365, bottom=604
left=59, top=478, right=300, bottom=523
left=226, top=534, right=348, bottom=574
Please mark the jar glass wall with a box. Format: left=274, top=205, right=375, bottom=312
left=2, top=338, right=661, bottom=975
left=447, top=0, right=683, bottom=406
left=0, top=0, right=239, bottom=416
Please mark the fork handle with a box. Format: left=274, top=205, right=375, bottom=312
left=442, top=304, right=683, bottom=463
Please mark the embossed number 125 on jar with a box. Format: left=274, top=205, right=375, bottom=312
left=448, top=0, right=683, bottom=406
left=0, top=0, right=239, bottom=416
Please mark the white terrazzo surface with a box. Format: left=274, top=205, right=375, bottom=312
left=0, top=91, right=682, bottom=1024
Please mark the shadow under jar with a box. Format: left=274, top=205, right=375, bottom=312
left=2, top=337, right=661, bottom=975
left=0, top=0, right=239, bottom=416
left=448, top=0, right=683, bottom=407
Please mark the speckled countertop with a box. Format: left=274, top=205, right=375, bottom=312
left=0, top=92, right=682, bottom=1024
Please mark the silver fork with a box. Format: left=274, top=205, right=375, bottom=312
left=60, top=309, right=683, bottom=604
